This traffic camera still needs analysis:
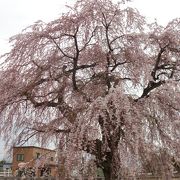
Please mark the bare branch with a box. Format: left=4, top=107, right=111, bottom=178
left=151, top=45, right=169, bottom=80
left=110, top=61, right=127, bottom=72
left=49, top=36, right=74, bottom=59
left=139, top=80, right=165, bottom=99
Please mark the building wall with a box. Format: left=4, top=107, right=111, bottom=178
left=32, top=147, right=56, bottom=177
left=12, top=147, right=34, bottom=173
left=32, top=147, right=56, bottom=165
left=12, top=146, right=56, bottom=177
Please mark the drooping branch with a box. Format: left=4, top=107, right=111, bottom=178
left=83, top=139, right=103, bottom=157
left=50, top=36, right=75, bottom=59
left=16, top=126, right=70, bottom=146
left=110, top=61, right=127, bottom=72
left=24, top=91, right=59, bottom=108
left=17, top=130, right=39, bottom=146
left=31, top=126, right=71, bottom=134
left=23, top=90, right=77, bottom=124
left=79, top=27, right=97, bottom=52
left=76, top=63, right=96, bottom=70
left=58, top=103, right=77, bottom=124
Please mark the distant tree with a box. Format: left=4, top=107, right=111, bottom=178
left=0, top=160, right=6, bottom=165
left=0, top=160, right=6, bottom=172
left=0, top=0, right=179, bottom=179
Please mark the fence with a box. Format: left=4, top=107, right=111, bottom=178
left=0, top=175, right=179, bottom=180
left=0, top=170, right=12, bottom=177
left=124, top=174, right=180, bottom=180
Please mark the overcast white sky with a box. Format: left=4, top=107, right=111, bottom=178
left=0, top=0, right=180, bottom=159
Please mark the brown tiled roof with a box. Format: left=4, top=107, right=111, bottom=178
left=13, top=146, right=56, bottom=152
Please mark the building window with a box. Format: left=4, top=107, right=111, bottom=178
left=36, top=153, right=40, bottom=158
left=17, top=154, right=24, bottom=161
left=50, top=157, right=53, bottom=161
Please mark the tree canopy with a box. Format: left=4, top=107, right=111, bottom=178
left=0, top=0, right=179, bottom=179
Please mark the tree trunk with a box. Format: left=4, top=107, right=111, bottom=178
left=101, top=152, right=120, bottom=180
left=103, top=167, right=111, bottom=180
left=102, top=164, right=120, bottom=180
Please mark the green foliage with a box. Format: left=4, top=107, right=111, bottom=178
left=97, top=168, right=104, bottom=177
left=0, top=160, right=6, bottom=165
left=0, top=160, right=6, bottom=172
